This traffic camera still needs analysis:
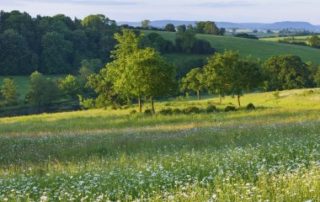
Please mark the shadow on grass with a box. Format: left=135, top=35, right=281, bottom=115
left=0, top=108, right=319, bottom=167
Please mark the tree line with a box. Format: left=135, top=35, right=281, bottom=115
left=0, top=11, right=120, bottom=75
left=278, top=35, right=320, bottom=48
left=0, top=11, right=218, bottom=76
left=134, top=20, right=225, bottom=36
left=141, top=31, right=215, bottom=55
left=1, top=29, right=320, bottom=114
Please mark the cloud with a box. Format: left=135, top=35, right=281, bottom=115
left=4, top=0, right=141, bottom=6
left=1, top=0, right=320, bottom=24
left=71, top=0, right=140, bottom=6
left=193, top=1, right=256, bottom=8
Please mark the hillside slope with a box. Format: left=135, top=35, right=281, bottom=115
left=144, top=30, right=320, bottom=64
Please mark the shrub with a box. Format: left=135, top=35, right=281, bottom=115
left=302, top=90, right=314, bottom=96
left=79, top=97, right=95, bottom=109
left=183, top=106, right=201, bottom=114
left=225, top=106, right=237, bottom=112
left=206, top=105, right=217, bottom=113
left=246, top=103, right=256, bottom=110
left=273, top=90, right=280, bottom=99
left=175, top=96, right=185, bottom=101
left=159, top=108, right=173, bottom=115
left=144, top=109, right=153, bottom=115
left=130, top=110, right=137, bottom=115
left=172, top=108, right=182, bottom=114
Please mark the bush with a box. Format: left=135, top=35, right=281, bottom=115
left=111, top=105, right=118, bottom=110
left=144, top=109, right=153, bottom=115
left=246, top=103, right=256, bottom=110
left=172, top=108, right=182, bottom=114
left=159, top=108, right=173, bottom=115
left=273, top=91, right=280, bottom=99
left=122, top=105, right=130, bottom=109
left=164, top=103, right=172, bottom=106
left=130, top=110, right=137, bottom=115
left=79, top=97, right=95, bottom=109
left=302, top=90, right=314, bottom=96
left=225, top=106, right=237, bottom=112
left=183, top=106, right=201, bottom=114
left=206, top=105, right=217, bottom=113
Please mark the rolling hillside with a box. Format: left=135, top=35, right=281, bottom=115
left=144, top=30, right=320, bottom=65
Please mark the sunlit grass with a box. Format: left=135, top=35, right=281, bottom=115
left=1, top=89, right=320, bottom=201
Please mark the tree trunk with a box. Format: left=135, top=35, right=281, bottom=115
left=151, top=97, right=155, bottom=114
left=197, top=90, right=200, bottom=100
left=138, top=95, right=142, bottom=113
left=237, top=95, right=241, bottom=107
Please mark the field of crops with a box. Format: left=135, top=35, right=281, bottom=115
left=1, top=89, right=320, bottom=201
left=144, top=30, right=320, bottom=65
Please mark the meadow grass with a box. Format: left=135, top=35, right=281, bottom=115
left=0, top=89, right=320, bottom=201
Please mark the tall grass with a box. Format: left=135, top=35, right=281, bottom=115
left=0, top=89, right=320, bottom=201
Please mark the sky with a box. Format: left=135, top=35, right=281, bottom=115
left=1, top=0, right=319, bottom=24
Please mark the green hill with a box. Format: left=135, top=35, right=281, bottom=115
left=144, top=30, right=320, bottom=65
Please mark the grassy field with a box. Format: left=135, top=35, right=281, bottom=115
left=144, top=30, right=320, bottom=64
left=260, top=35, right=320, bottom=42
left=1, top=89, right=320, bottom=201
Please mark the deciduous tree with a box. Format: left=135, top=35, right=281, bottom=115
left=165, top=24, right=176, bottom=32
left=26, top=71, right=60, bottom=108
left=307, top=35, right=320, bottom=48
left=181, top=68, right=205, bottom=100
left=204, top=51, right=262, bottom=106
left=263, top=55, right=312, bottom=91
left=59, top=75, right=80, bottom=99
left=0, top=78, right=18, bottom=106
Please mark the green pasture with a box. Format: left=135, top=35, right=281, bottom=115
left=144, top=30, right=320, bottom=64
left=1, top=89, right=320, bottom=201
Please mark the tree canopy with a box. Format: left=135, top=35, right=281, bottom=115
left=0, top=11, right=118, bottom=75
left=263, top=55, right=312, bottom=91
left=204, top=51, right=262, bottom=106
left=89, top=30, right=176, bottom=112
left=26, top=71, right=60, bottom=108
left=181, top=68, right=205, bottom=100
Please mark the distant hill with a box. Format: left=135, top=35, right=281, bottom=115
left=142, top=30, right=320, bottom=66
left=120, top=20, right=320, bottom=32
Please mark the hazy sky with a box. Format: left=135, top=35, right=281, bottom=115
left=1, top=0, right=319, bottom=24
